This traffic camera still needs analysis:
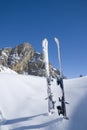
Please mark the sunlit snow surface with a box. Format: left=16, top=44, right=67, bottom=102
left=0, top=71, right=87, bottom=130
left=0, top=65, right=17, bottom=74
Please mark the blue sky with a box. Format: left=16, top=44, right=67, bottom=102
left=0, top=0, right=87, bottom=78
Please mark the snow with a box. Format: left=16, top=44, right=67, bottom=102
left=0, top=65, right=17, bottom=74
left=2, top=52, right=8, bottom=57
left=0, top=71, right=87, bottom=130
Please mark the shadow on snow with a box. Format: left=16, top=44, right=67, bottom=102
left=68, top=94, right=87, bottom=130
left=0, top=113, right=48, bottom=125
left=0, top=112, right=63, bottom=129
left=11, top=118, right=62, bottom=130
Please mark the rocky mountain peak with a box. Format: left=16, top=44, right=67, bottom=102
left=0, top=42, right=60, bottom=77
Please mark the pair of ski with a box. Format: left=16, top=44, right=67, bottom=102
left=42, top=37, right=69, bottom=120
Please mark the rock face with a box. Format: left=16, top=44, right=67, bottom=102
left=0, top=42, right=60, bottom=77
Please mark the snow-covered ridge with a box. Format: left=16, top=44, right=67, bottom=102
left=0, top=65, right=17, bottom=74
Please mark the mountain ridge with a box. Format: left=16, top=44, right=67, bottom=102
left=0, top=42, right=60, bottom=77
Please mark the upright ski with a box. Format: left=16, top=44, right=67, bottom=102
left=54, top=37, right=68, bottom=119
left=42, top=38, right=55, bottom=114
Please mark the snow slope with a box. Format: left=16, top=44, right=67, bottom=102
left=0, top=65, right=17, bottom=74
left=0, top=73, right=87, bottom=130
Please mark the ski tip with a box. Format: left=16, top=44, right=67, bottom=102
left=54, top=37, right=59, bottom=44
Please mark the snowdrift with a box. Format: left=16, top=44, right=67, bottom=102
left=0, top=73, right=87, bottom=130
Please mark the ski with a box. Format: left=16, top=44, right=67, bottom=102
left=54, top=37, right=68, bottom=119
left=42, top=38, right=55, bottom=114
